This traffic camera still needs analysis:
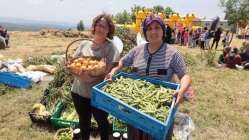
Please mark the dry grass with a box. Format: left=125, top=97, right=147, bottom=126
left=0, top=32, right=249, bottom=140
left=0, top=85, right=55, bottom=140
left=6, top=32, right=78, bottom=59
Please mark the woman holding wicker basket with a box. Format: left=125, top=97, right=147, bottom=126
left=66, top=13, right=120, bottom=140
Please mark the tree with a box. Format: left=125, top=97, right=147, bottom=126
left=220, top=0, right=249, bottom=45
left=164, top=6, right=174, bottom=18
left=152, top=5, right=164, bottom=13
left=114, top=10, right=132, bottom=24
left=220, top=0, right=249, bottom=28
left=77, top=20, right=84, bottom=31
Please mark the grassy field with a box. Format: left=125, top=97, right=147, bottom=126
left=0, top=31, right=248, bottom=140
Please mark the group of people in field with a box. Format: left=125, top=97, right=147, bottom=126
left=168, top=25, right=231, bottom=50
left=165, top=24, right=249, bottom=70
left=218, top=41, right=249, bottom=70
left=0, top=25, right=9, bottom=49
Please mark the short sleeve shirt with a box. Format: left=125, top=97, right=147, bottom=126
left=71, top=40, right=120, bottom=98
left=121, top=43, right=186, bottom=81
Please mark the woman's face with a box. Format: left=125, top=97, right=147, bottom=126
left=94, top=18, right=109, bottom=39
left=146, top=21, right=163, bottom=43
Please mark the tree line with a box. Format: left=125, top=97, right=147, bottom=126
left=76, top=1, right=249, bottom=31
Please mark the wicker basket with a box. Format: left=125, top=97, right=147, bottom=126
left=28, top=112, right=51, bottom=124
left=65, top=38, right=107, bottom=78
left=54, top=127, right=73, bottom=140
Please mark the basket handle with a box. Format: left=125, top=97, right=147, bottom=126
left=65, top=38, right=93, bottom=62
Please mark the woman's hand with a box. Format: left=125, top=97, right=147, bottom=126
left=104, top=72, right=114, bottom=81
left=173, top=74, right=192, bottom=107
left=172, top=90, right=184, bottom=107
left=104, top=60, right=123, bottom=81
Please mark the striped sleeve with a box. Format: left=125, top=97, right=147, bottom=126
left=170, top=51, right=187, bottom=79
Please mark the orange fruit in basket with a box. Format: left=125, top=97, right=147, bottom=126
left=78, top=57, right=84, bottom=61
left=89, top=60, right=98, bottom=65
left=67, top=57, right=106, bottom=76
left=81, top=65, right=87, bottom=69
left=73, top=59, right=79, bottom=63
left=83, top=61, right=89, bottom=65
left=88, top=65, right=94, bottom=70
left=75, top=63, right=81, bottom=67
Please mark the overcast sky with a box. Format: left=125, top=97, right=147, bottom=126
left=0, top=0, right=225, bottom=25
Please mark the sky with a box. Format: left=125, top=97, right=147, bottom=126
left=0, top=0, right=225, bottom=25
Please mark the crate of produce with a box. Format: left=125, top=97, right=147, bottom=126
left=112, top=117, right=127, bottom=133
left=54, top=127, right=73, bottom=140
left=50, top=101, right=79, bottom=129
left=91, top=72, right=179, bottom=140
left=50, top=101, right=99, bottom=130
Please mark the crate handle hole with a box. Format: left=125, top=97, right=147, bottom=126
left=104, top=99, right=112, bottom=103
left=139, top=116, right=145, bottom=120
left=118, top=105, right=131, bottom=114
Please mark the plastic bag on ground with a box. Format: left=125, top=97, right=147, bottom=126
left=173, top=112, right=195, bottom=140
left=1, top=59, right=26, bottom=73
left=17, top=71, right=48, bottom=83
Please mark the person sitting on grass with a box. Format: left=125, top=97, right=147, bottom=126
left=224, top=47, right=241, bottom=69
left=218, top=46, right=231, bottom=64
left=0, top=26, right=9, bottom=48
left=239, top=41, right=249, bottom=69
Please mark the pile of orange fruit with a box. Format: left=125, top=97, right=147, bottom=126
left=67, top=57, right=106, bottom=76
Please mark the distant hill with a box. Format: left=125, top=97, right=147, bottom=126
left=0, top=17, right=76, bottom=31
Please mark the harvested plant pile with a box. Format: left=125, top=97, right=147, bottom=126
left=114, top=27, right=136, bottom=57
left=40, top=29, right=91, bottom=38
left=41, top=64, right=73, bottom=113
left=23, top=56, right=57, bottom=67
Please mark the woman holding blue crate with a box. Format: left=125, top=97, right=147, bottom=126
left=105, top=15, right=192, bottom=140
left=67, top=13, right=120, bottom=140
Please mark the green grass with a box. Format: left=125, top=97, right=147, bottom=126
left=178, top=46, right=249, bottom=140
left=0, top=32, right=249, bottom=140
left=0, top=85, right=55, bottom=140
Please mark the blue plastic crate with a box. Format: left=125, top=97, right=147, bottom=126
left=0, top=72, right=32, bottom=88
left=91, top=72, right=179, bottom=140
